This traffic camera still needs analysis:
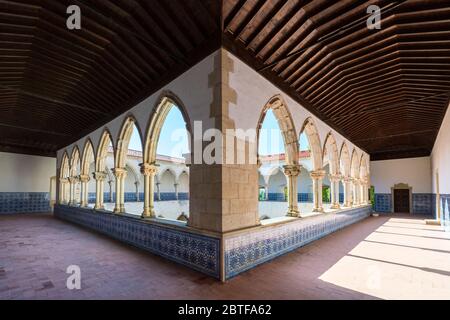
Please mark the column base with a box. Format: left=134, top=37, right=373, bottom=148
left=286, top=210, right=300, bottom=218
left=330, top=204, right=341, bottom=210
left=113, top=207, right=122, bottom=214
left=312, top=207, right=324, bottom=213
left=425, top=219, right=441, bottom=225
left=141, top=208, right=155, bottom=219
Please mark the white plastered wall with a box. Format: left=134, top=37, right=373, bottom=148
left=431, top=101, right=450, bottom=195
left=370, top=157, right=432, bottom=193
left=0, top=152, right=56, bottom=192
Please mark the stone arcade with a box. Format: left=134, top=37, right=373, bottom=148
left=1, top=0, right=449, bottom=299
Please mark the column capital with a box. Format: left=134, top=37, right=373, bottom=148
left=60, top=178, right=69, bottom=183
left=78, top=174, right=90, bottom=183
left=283, top=164, right=302, bottom=177
left=329, top=174, right=342, bottom=182
left=343, top=176, right=353, bottom=183
left=93, top=171, right=107, bottom=181
left=112, top=167, right=127, bottom=179
left=310, top=169, right=326, bottom=180
left=68, top=176, right=78, bottom=183
left=140, top=163, right=158, bottom=176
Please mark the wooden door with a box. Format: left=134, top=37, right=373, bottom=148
left=394, top=189, right=410, bottom=213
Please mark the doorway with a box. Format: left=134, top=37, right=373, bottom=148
left=394, top=189, right=410, bottom=213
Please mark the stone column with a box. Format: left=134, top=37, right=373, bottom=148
left=134, top=181, right=140, bottom=202
left=174, top=183, right=179, bottom=200
left=78, top=174, right=90, bottom=207
left=343, top=177, right=352, bottom=207
left=156, top=182, right=161, bottom=201
left=59, top=178, right=69, bottom=204
left=264, top=185, right=269, bottom=200
left=112, top=167, right=127, bottom=213
left=93, top=171, right=106, bottom=210
left=68, top=177, right=77, bottom=206
left=329, top=174, right=341, bottom=209
left=283, top=164, right=301, bottom=217
left=352, top=178, right=360, bottom=206
left=311, top=170, right=326, bottom=212
left=108, top=180, right=113, bottom=203
left=140, top=163, right=158, bottom=218
left=359, top=179, right=366, bottom=205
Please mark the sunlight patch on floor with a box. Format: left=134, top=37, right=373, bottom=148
left=319, top=217, right=450, bottom=299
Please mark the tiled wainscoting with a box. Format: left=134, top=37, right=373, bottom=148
left=266, top=193, right=344, bottom=203
left=0, top=192, right=50, bottom=214
left=412, top=194, right=433, bottom=215
left=374, top=194, right=392, bottom=212
left=53, top=205, right=220, bottom=278
left=87, top=192, right=190, bottom=203
left=374, top=193, right=433, bottom=215
left=54, top=205, right=372, bottom=280
left=223, top=205, right=372, bottom=280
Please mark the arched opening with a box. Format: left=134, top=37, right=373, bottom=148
left=80, top=139, right=95, bottom=207
left=69, top=147, right=81, bottom=206
left=59, top=152, right=70, bottom=204
left=256, top=95, right=299, bottom=219
left=114, top=117, right=143, bottom=215
left=143, top=96, right=191, bottom=221
left=300, top=118, right=324, bottom=212
left=95, top=130, right=115, bottom=211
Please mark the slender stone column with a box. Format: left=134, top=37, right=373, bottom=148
left=68, top=177, right=77, bottom=206
left=134, top=181, right=140, bottom=202
left=283, top=164, right=301, bottom=217
left=59, top=178, right=69, bottom=204
left=343, top=177, right=352, bottom=207
left=108, top=181, right=113, bottom=203
left=78, top=174, right=90, bottom=207
left=359, top=179, right=366, bottom=205
left=353, top=178, right=360, bottom=206
left=264, top=185, right=269, bottom=200
left=156, top=182, right=161, bottom=201
left=140, top=163, right=158, bottom=218
left=112, top=167, right=127, bottom=213
left=311, top=170, right=326, bottom=212
left=329, top=174, right=341, bottom=209
left=93, top=172, right=106, bottom=210
left=174, top=183, right=179, bottom=200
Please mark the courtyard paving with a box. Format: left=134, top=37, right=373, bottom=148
left=0, top=212, right=449, bottom=299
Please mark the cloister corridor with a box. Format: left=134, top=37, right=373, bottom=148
left=1, top=213, right=448, bottom=300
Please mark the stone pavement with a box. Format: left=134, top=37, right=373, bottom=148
left=0, top=213, right=449, bottom=299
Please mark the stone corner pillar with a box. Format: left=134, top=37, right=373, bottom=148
left=140, top=163, right=158, bottom=219
left=283, top=164, right=302, bottom=217
left=310, top=169, right=326, bottom=213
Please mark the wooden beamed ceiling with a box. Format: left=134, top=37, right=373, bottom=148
left=1, top=0, right=449, bottom=160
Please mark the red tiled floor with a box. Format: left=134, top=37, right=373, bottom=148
left=0, top=213, right=449, bottom=300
